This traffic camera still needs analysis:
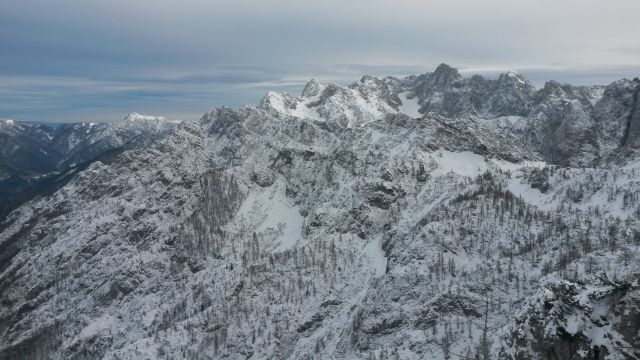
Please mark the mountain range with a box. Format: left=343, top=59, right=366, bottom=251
left=1, top=64, right=639, bottom=360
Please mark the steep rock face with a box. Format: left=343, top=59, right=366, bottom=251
left=488, top=71, right=536, bottom=117
left=499, top=277, right=640, bottom=360
left=405, top=64, right=536, bottom=118
left=595, top=79, right=639, bottom=151
left=598, top=78, right=640, bottom=162
left=524, top=81, right=600, bottom=166
left=625, top=86, right=640, bottom=149
left=1, top=66, right=640, bottom=360
left=408, top=63, right=472, bottom=117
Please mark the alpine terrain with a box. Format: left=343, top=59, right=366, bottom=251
left=1, top=64, right=640, bottom=360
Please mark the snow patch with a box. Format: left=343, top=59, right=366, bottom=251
left=263, top=92, right=322, bottom=121
left=236, top=178, right=304, bottom=250
left=506, top=70, right=526, bottom=85
left=565, top=314, right=584, bottom=335
left=507, top=177, right=555, bottom=209
left=430, top=150, right=488, bottom=177
left=363, top=235, right=387, bottom=276
left=398, top=92, right=422, bottom=118
left=77, top=314, right=115, bottom=340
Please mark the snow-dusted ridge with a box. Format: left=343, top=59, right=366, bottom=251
left=123, top=112, right=182, bottom=124
left=1, top=64, right=640, bottom=360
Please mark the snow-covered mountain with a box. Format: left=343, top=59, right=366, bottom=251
left=0, top=114, right=181, bottom=220
left=1, top=65, right=639, bottom=360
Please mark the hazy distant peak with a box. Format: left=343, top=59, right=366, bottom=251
left=124, top=112, right=168, bottom=122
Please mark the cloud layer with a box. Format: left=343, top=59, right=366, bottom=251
left=1, top=0, right=639, bottom=122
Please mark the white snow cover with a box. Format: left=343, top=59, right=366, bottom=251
left=124, top=112, right=168, bottom=122
left=261, top=91, right=322, bottom=121
left=397, top=92, right=422, bottom=118
left=506, top=70, right=526, bottom=85
left=236, top=178, right=304, bottom=250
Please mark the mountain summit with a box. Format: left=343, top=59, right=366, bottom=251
left=258, top=64, right=639, bottom=166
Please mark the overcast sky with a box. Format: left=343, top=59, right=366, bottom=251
left=1, top=0, right=639, bottom=122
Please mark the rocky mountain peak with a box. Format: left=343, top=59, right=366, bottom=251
left=428, top=63, right=464, bottom=87
left=498, top=70, right=534, bottom=89
left=301, top=78, right=322, bottom=97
